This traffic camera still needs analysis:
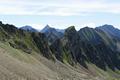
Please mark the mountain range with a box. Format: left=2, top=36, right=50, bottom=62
left=0, top=21, right=120, bottom=80
left=20, top=24, right=64, bottom=44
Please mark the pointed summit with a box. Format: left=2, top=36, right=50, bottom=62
left=44, top=24, right=51, bottom=30
left=66, top=26, right=76, bottom=31
left=45, top=24, right=50, bottom=28
left=65, top=26, right=77, bottom=36
left=41, top=25, right=64, bottom=44
left=41, top=24, right=51, bottom=33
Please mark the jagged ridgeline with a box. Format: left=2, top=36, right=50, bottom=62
left=0, top=21, right=54, bottom=60
left=0, top=21, right=120, bottom=74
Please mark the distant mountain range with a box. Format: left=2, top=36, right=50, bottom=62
left=19, top=23, right=120, bottom=70
left=20, top=24, right=64, bottom=33
left=40, top=24, right=65, bottom=33
left=20, top=25, right=65, bottom=44
left=1, top=21, right=120, bottom=80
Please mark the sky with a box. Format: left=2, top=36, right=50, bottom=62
left=0, top=0, right=120, bottom=30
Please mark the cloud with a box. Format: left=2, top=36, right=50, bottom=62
left=81, top=23, right=96, bottom=28
left=28, top=24, right=46, bottom=30
left=0, top=0, right=120, bottom=16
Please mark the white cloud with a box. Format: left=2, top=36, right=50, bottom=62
left=81, top=23, right=96, bottom=28
left=25, top=24, right=46, bottom=30
left=0, top=0, right=120, bottom=16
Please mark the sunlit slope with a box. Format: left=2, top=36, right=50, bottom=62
left=0, top=42, right=105, bottom=80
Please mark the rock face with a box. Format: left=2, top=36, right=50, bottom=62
left=63, top=26, right=87, bottom=66
left=96, top=24, right=120, bottom=39
left=50, top=39, right=64, bottom=61
left=78, top=27, right=102, bottom=44
left=31, top=32, right=53, bottom=59
left=51, top=26, right=120, bottom=70
left=0, top=22, right=54, bottom=60
left=41, top=25, right=64, bottom=44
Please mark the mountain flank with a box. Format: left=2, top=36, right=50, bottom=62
left=0, top=21, right=120, bottom=80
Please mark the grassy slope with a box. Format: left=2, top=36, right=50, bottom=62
left=87, top=63, right=120, bottom=80
left=0, top=42, right=57, bottom=80
left=0, top=42, right=107, bottom=80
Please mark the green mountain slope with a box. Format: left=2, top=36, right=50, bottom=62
left=51, top=26, right=120, bottom=79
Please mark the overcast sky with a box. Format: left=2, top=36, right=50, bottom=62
left=0, top=0, right=120, bottom=30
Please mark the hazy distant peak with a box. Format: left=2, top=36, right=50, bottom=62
left=44, top=24, right=51, bottom=30
left=41, top=25, right=52, bottom=33
left=20, top=25, right=38, bottom=32
left=21, top=25, right=33, bottom=29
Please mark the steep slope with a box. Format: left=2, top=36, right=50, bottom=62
left=51, top=26, right=86, bottom=65
left=41, top=25, right=64, bottom=44
left=51, top=26, right=120, bottom=79
left=0, top=22, right=53, bottom=59
left=0, top=21, right=120, bottom=80
left=63, top=26, right=87, bottom=66
left=0, top=29, right=104, bottom=80
left=78, top=27, right=102, bottom=44
left=0, top=21, right=104, bottom=80
left=78, top=27, right=120, bottom=70
left=96, top=24, right=120, bottom=39
left=0, top=42, right=103, bottom=80
left=96, top=25, right=120, bottom=52
left=31, top=32, right=53, bottom=59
